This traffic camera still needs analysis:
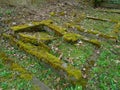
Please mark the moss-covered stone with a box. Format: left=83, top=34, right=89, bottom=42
left=40, top=20, right=67, bottom=36
left=17, top=32, right=54, bottom=51
left=88, top=39, right=101, bottom=48
left=10, top=22, right=42, bottom=32
left=3, top=34, right=83, bottom=84
left=65, top=23, right=84, bottom=32
left=86, top=16, right=118, bottom=23
left=18, top=32, right=55, bottom=43
left=63, top=33, right=80, bottom=42
left=4, top=33, right=50, bottom=52
left=65, top=23, right=117, bottom=40
left=10, top=19, right=67, bottom=37
left=79, top=37, right=101, bottom=47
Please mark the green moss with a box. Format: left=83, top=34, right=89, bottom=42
left=65, top=23, right=84, bottom=32
left=10, top=22, right=41, bottom=32
left=39, top=19, right=53, bottom=24
left=86, top=16, right=111, bottom=22
left=11, top=63, right=27, bottom=73
left=87, top=15, right=119, bottom=23
left=80, top=37, right=101, bottom=47
left=62, top=25, right=101, bottom=47
left=20, top=73, right=33, bottom=80
left=63, top=33, right=80, bottom=42
left=11, top=24, right=31, bottom=32
left=0, top=52, right=13, bottom=64
left=89, top=39, right=101, bottom=48
left=40, top=20, right=67, bottom=36
left=32, top=85, right=41, bottom=90
left=11, top=63, right=33, bottom=80
left=18, top=32, right=55, bottom=43
left=50, top=11, right=56, bottom=16
left=18, top=33, right=51, bottom=51
left=110, top=19, right=118, bottom=23
left=66, top=66, right=82, bottom=80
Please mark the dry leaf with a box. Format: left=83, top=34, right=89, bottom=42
left=56, top=77, right=60, bottom=82
left=58, top=53, right=63, bottom=59
left=82, top=74, right=87, bottom=78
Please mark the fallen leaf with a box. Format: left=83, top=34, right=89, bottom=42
left=58, top=53, right=63, bottom=59
left=56, top=77, right=60, bottom=82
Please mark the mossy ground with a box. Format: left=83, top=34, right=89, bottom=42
left=0, top=4, right=120, bottom=90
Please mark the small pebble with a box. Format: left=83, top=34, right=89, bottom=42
left=12, top=22, right=17, bottom=25
left=62, top=63, right=67, bottom=68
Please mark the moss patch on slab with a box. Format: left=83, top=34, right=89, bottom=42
left=40, top=20, right=67, bottom=36
left=65, top=23, right=117, bottom=40
left=18, top=32, right=55, bottom=43
left=80, top=18, right=115, bottom=34
left=63, top=33, right=80, bottom=42
left=10, top=19, right=66, bottom=36
left=10, top=22, right=42, bottom=32
left=63, top=32, right=101, bottom=47
left=86, top=16, right=118, bottom=23
left=18, top=33, right=52, bottom=51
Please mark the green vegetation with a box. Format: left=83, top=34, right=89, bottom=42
left=88, top=47, right=120, bottom=89
left=0, top=2, right=120, bottom=90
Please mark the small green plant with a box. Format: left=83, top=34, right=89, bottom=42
left=0, top=70, right=11, bottom=77
left=1, top=82, right=8, bottom=89
left=5, top=9, right=13, bottom=15
left=65, top=85, right=82, bottom=90
left=0, top=63, right=4, bottom=69
left=0, top=13, right=2, bottom=16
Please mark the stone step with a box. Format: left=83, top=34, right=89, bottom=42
left=18, top=32, right=55, bottom=43
left=86, top=16, right=118, bottom=23
left=65, top=23, right=118, bottom=40
left=3, top=34, right=84, bottom=85
left=10, top=20, right=101, bottom=47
